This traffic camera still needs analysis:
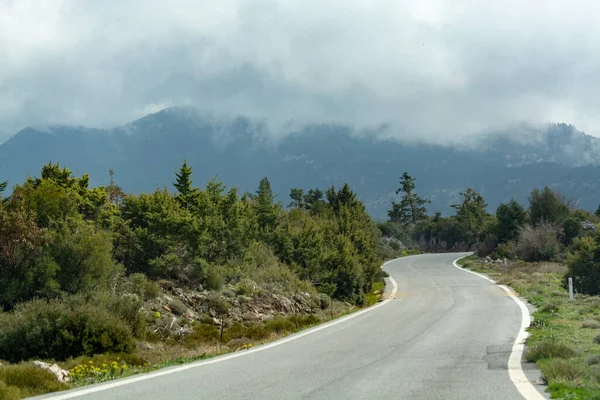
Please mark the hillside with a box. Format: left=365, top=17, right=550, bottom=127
left=1, top=107, right=599, bottom=218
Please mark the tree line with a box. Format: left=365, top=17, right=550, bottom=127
left=381, top=172, right=600, bottom=294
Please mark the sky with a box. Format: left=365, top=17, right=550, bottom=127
left=1, top=0, right=600, bottom=143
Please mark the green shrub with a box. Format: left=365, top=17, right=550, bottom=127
left=183, top=323, right=219, bottom=347
left=204, top=269, right=223, bottom=291
left=235, top=279, right=258, bottom=296
left=567, top=237, right=600, bottom=296
left=168, top=299, right=188, bottom=316
left=587, top=354, right=600, bottom=366
left=0, top=297, right=135, bottom=362
left=129, top=273, right=160, bottom=300
left=495, top=241, right=516, bottom=260
left=593, top=334, right=600, bottom=345
left=525, top=341, right=576, bottom=362
left=265, top=316, right=296, bottom=334
left=582, top=320, right=600, bottom=329
left=542, top=359, right=583, bottom=384
left=318, top=293, right=331, bottom=310
left=541, top=302, right=560, bottom=313
left=0, top=364, right=67, bottom=397
left=0, top=381, right=21, bottom=400
left=206, top=294, right=229, bottom=317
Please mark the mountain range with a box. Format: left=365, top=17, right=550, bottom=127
left=1, top=107, right=599, bottom=219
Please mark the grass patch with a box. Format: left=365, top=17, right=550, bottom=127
left=582, top=320, right=600, bottom=329
left=461, top=256, right=600, bottom=399
left=526, top=341, right=576, bottom=362
left=542, top=359, right=584, bottom=384
left=0, top=363, right=68, bottom=398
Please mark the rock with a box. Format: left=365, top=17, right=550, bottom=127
left=162, top=305, right=172, bottom=313
left=582, top=220, right=597, bottom=231
left=33, top=361, right=70, bottom=383
left=197, top=284, right=204, bottom=292
left=138, top=342, right=155, bottom=350
left=172, top=287, right=183, bottom=296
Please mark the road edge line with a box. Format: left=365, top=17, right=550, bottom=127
left=36, top=257, right=405, bottom=399
left=452, top=256, right=546, bottom=400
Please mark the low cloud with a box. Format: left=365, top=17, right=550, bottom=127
left=1, top=0, right=599, bottom=142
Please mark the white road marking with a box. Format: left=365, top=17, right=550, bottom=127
left=38, top=258, right=403, bottom=399
left=453, top=256, right=546, bottom=400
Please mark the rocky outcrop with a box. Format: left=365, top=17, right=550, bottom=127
left=582, top=220, right=596, bottom=232
left=33, top=361, right=70, bottom=383
left=145, top=280, right=318, bottom=336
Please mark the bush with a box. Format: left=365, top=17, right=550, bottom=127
left=567, top=237, right=600, bottom=295
left=541, top=302, right=560, bottom=313
left=0, top=363, right=67, bottom=397
left=594, top=334, right=600, bottom=345
left=265, top=316, right=296, bottom=334
left=128, top=273, right=160, bottom=300
left=494, top=241, right=516, bottom=260
left=587, top=354, right=600, bottom=366
left=0, top=297, right=135, bottom=362
left=542, top=359, right=583, bottom=384
left=318, top=293, right=331, bottom=310
left=168, top=299, right=188, bottom=316
left=582, top=320, right=600, bottom=329
left=525, top=341, right=576, bottom=362
left=183, top=323, right=219, bottom=347
left=515, top=223, right=562, bottom=262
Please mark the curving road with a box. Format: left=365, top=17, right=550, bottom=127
left=35, top=253, right=548, bottom=400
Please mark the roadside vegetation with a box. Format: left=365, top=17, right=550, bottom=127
left=381, top=172, right=600, bottom=399
left=3, top=164, right=600, bottom=399
left=0, top=162, right=409, bottom=398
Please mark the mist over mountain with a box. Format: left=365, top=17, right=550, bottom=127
left=1, top=107, right=599, bottom=218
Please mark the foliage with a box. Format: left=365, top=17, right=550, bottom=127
left=0, top=364, right=68, bottom=398
left=0, top=295, right=137, bottom=362
left=515, top=223, right=562, bottom=262
left=173, top=160, right=199, bottom=208
left=525, top=341, right=576, bottom=361
left=567, top=236, right=600, bottom=295
left=529, top=186, right=570, bottom=226
left=496, top=199, right=527, bottom=243
left=388, top=172, right=429, bottom=225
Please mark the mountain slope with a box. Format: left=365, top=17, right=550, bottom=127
left=1, top=108, right=599, bottom=218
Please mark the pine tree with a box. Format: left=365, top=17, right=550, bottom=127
left=288, top=188, right=305, bottom=208
left=496, top=199, right=526, bottom=243
left=173, top=160, right=198, bottom=207
left=388, top=172, right=429, bottom=225
left=254, top=177, right=279, bottom=232
left=106, top=169, right=126, bottom=206
left=0, top=180, right=6, bottom=196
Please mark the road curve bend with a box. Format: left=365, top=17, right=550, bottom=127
left=34, top=253, right=547, bottom=400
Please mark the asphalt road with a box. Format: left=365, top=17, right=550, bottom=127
left=36, top=253, right=548, bottom=400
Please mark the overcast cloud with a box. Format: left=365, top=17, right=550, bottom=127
left=1, top=0, right=600, bottom=142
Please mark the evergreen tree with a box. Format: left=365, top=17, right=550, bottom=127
left=254, top=177, right=279, bottom=232
left=529, top=187, right=569, bottom=225
left=452, top=188, right=489, bottom=247
left=173, top=160, right=199, bottom=207
left=106, top=169, right=126, bottom=206
left=496, top=199, right=527, bottom=243
left=388, top=172, right=429, bottom=225
left=595, top=204, right=600, bottom=218
left=0, top=179, right=6, bottom=200
left=289, top=188, right=305, bottom=208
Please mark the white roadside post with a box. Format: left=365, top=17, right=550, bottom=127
left=568, top=277, right=574, bottom=301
